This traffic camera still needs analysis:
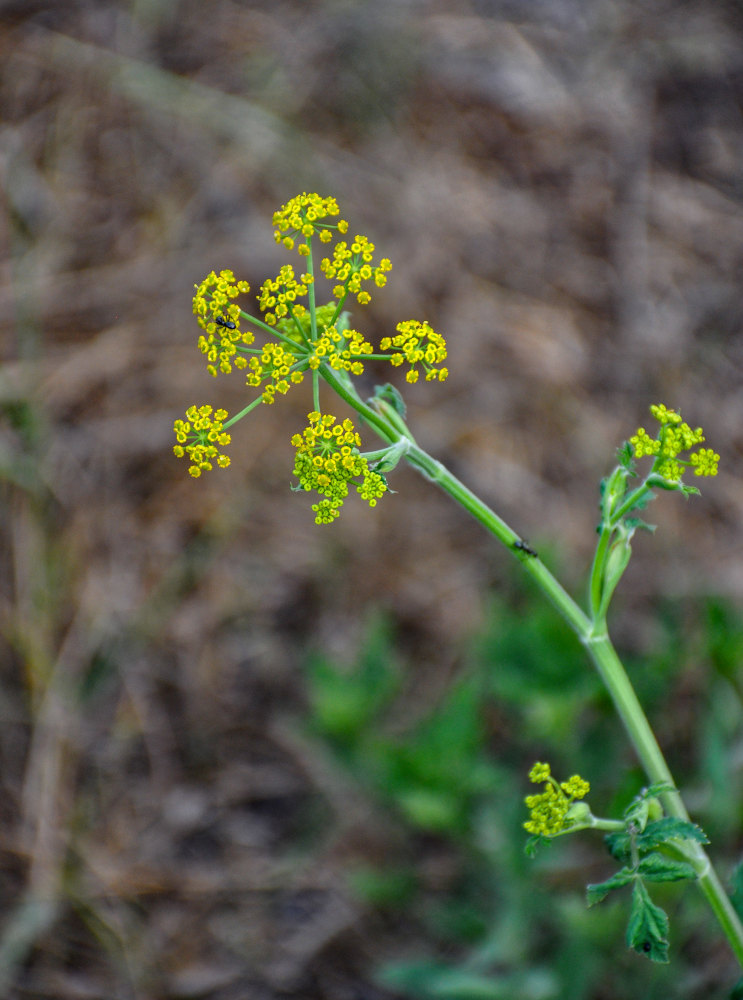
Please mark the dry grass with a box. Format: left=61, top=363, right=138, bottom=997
left=1, top=1, right=742, bottom=996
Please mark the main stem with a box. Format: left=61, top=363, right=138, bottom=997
left=401, top=440, right=743, bottom=966
left=318, top=365, right=743, bottom=960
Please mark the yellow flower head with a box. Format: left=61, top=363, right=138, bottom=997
left=259, top=263, right=313, bottom=327
left=291, top=412, right=388, bottom=523
left=320, top=235, right=392, bottom=307
left=380, top=320, right=448, bottom=384
left=193, top=270, right=252, bottom=376
left=524, top=762, right=590, bottom=837
left=629, top=404, right=718, bottom=481
left=273, top=193, right=349, bottom=251
left=173, top=405, right=231, bottom=477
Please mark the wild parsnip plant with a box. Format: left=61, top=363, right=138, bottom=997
left=174, top=193, right=741, bottom=972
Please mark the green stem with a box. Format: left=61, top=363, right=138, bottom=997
left=403, top=441, right=591, bottom=638
left=314, top=374, right=743, bottom=963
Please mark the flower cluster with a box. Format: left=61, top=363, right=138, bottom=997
left=309, top=326, right=374, bottom=375
left=629, top=404, right=719, bottom=480
left=173, top=405, right=231, bottom=477
left=291, top=412, right=387, bottom=524
left=246, top=341, right=305, bottom=403
left=524, top=761, right=590, bottom=837
left=320, top=235, right=392, bottom=306
left=176, top=194, right=449, bottom=514
left=193, top=270, right=253, bottom=377
left=273, top=192, right=348, bottom=252
left=259, top=264, right=314, bottom=327
left=381, top=320, right=449, bottom=384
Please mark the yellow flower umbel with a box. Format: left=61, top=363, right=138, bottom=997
left=273, top=192, right=348, bottom=251
left=524, top=762, right=591, bottom=837
left=259, top=264, right=314, bottom=326
left=381, top=320, right=449, bottom=384
left=291, top=412, right=387, bottom=524
left=629, top=404, right=719, bottom=481
left=176, top=193, right=449, bottom=507
left=173, top=405, right=231, bottom=478
left=320, top=234, right=392, bottom=306
left=193, top=270, right=252, bottom=376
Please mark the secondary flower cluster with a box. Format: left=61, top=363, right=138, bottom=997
left=272, top=192, right=348, bottom=251
left=524, top=761, right=590, bottom=837
left=173, top=405, right=231, bottom=478
left=381, top=320, right=448, bottom=383
left=259, top=264, right=314, bottom=327
left=193, top=270, right=253, bottom=376
left=291, top=412, right=387, bottom=524
left=320, top=235, right=392, bottom=306
left=629, top=404, right=719, bottom=480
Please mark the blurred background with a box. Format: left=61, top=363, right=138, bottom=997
left=1, top=1, right=743, bottom=997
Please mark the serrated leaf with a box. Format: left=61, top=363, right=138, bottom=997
left=640, top=781, right=677, bottom=799
left=617, top=441, right=635, bottom=471
left=627, top=880, right=669, bottom=963
left=637, top=853, right=698, bottom=883
left=623, top=491, right=654, bottom=514
left=604, top=830, right=631, bottom=863
left=680, top=484, right=701, bottom=498
left=636, top=817, right=709, bottom=852
left=586, top=867, right=635, bottom=905
left=524, top=834, right=548, bottom=858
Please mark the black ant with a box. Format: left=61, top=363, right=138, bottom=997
left=514, top=538, right=538, bottom=558
left=215, top=314, right=237, bottom=330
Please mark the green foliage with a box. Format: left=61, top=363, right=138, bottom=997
left=303, top=590, right=743, bottom=998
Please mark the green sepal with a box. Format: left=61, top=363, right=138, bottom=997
left=372, top=383, right=407, bottom=419
left=626, top=880, right=670, bottom=963
left=586, top=868, right=635, bottom=905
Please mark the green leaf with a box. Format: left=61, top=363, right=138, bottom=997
left=730, top=862, right=743, bottom=920
left=617, top=441, right=635, bottom=471
left=586, top=868, right=635, bottom=905
left=636, top=817, right=709, bottom=852
left=626, top=880, right=669, bottom=963
left=372, top=382, right=407, bottom=418
left=524, top=834, right=548, bottom=858
left=639, top=781, right=677, bottom=799
left=637, top=853, right=698, bottom=883
left=624, top=517, right=656, bottom=533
